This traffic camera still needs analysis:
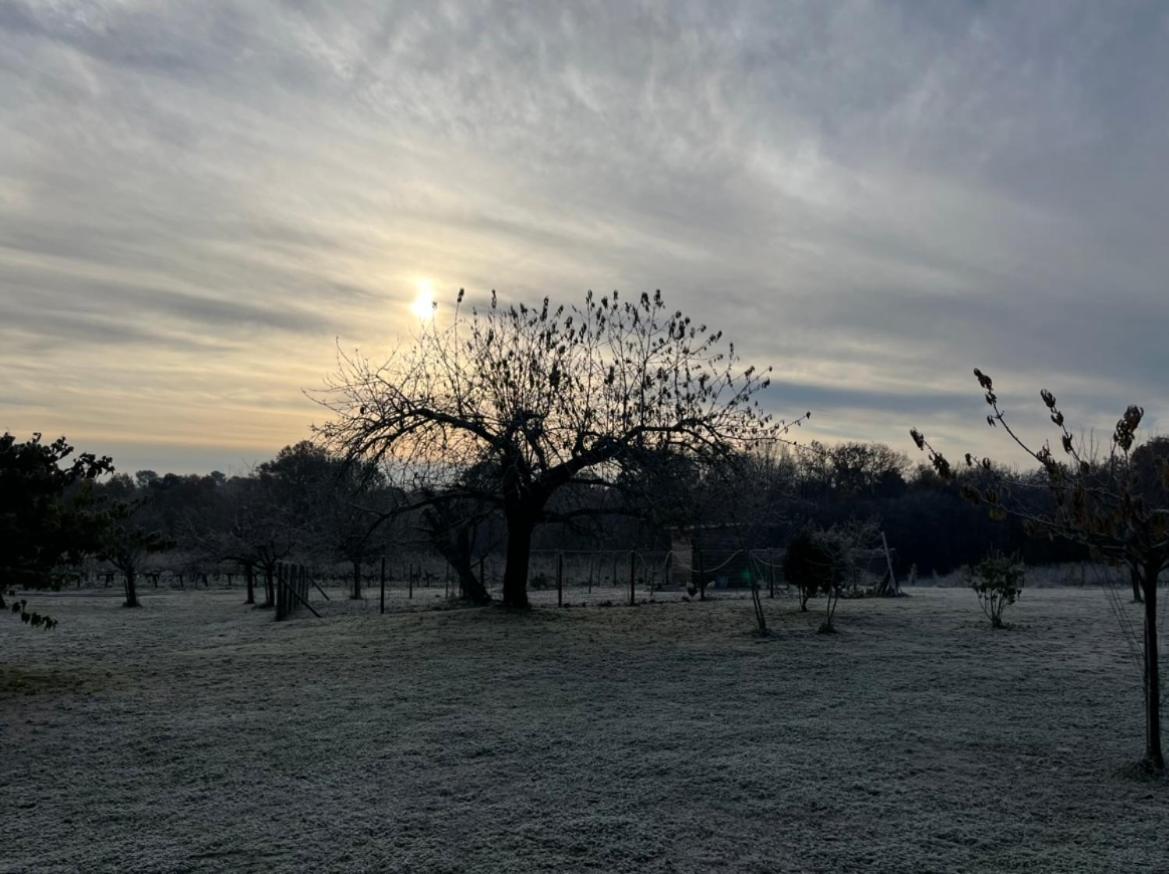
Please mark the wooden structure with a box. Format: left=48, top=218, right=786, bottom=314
left=274, top=562, right=319, bottom=621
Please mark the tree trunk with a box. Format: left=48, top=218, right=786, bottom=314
left=431, top=525, right=491, bottom=605
left=244, top=563, right=255, bottom=605
left=501, top=512, right=534, bottom=609
left=351, top=561, right=362, bottom=600
left=1131, top=565, right=1144, bottom=603
left=456, top=561, right=490, bottom=604
left=263, top=565, right=275, bottom=607
left=123, top=568, right=140, bottom=608
left=1141, top=561, right=1164, bottom=772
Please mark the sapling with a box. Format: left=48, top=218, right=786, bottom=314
left=968, top=550, right=1024, bottom=629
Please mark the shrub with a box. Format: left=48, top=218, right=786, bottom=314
left=782, top=526, right=861, bottom=632
left=968, top=550, right=1025, bottom=629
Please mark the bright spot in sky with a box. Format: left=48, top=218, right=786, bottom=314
left=410, top=280, right=436, bottom=319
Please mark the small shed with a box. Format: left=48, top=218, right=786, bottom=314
left=667, top=522, right=788, bottom=590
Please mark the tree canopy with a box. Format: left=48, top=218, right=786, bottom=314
left=316, top=290, right=806, bottom=607
left=1, top=432, right=112, bottom=599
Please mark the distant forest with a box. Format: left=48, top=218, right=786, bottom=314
left=5, top=433, right=1093, bottom=597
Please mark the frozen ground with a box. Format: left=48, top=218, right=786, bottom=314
left=3, top=583, right=1167, bottom=873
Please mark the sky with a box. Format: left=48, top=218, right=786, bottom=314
left=2, top=0, right=1167, bottom=475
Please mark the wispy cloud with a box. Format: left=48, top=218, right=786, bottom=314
left=1, top=0, right=1166, bottom=472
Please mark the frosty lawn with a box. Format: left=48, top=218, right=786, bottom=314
left=4, top=587, right=1166, bottom=872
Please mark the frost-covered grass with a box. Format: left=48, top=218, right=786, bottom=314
left=3, top=584, right=1166, bottom=872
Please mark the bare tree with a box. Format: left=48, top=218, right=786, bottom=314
left=212, top=474, right=298, bottom=608
left=912, top=368, right=1167, bottom=774
left=96, top=500, right=171, bottom=608
left=317, top=290, right=804, bottom=608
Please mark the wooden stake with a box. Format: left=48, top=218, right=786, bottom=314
left=881, top=531, right=897, bottom=595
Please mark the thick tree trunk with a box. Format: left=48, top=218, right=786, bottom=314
left=244, top=563, right=255, bottom=605
left=454, top=526, right=490, bottom=604
left=431, top=525, right=491, bottom=605
left=351, top=561, right=362, bottom=600
left=1141, top=561, right=1164, bottom=772
left=501, top=513, right=534, bottom=609
left=123, top=568, right=140, bottom=608
left=457, top=563, right=490, bottom=604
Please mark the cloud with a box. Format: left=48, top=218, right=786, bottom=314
left=1, top=0, right=1167, bottom=472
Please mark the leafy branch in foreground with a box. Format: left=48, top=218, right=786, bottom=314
left=912, top=368, right=1168, bottom=773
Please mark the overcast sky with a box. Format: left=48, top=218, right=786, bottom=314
left=2, top=1, right=1167, bottom=474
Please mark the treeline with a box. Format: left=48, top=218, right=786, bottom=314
left=4, top=431, right=1089, bottom=610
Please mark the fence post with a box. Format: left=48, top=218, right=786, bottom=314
left=380, top=557, right=386, bottom=615
left=629, top=551, right=636, bottom=606
left=697, top=548, right=705, bottom=601
left=408, top=564, right=414, bottom=600
left=557, top=552, right=564, bottom=607
left=880, top=531, right=897, bottom=595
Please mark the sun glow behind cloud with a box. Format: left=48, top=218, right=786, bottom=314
left=1, top=1, right=1167, bottom=474
left=410, top=280, right=437, bottom=320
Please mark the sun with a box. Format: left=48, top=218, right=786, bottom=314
left=410, top=280, right=436, bottom=320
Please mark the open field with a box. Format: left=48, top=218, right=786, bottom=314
left=3, top=585, right=1167, bottom=873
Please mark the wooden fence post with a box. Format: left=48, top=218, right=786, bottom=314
left=880, top=531, right=897, bottom=596
left=629, top=551, right=636, bottom=606
left=557, top=552, right=564, bottom=607
left=380, top=557, right=386, bottom=615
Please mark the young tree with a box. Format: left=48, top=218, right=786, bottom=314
left=317, top=290, right=804, bottom=608
left=96, top=500, right=172, bottom=608
left=912, top=369, right=1168, bottom=773
left=211, top=474, right=298, bottom=608
left=781, top=525, right=867, bottom=632
left=968, top=549, right=1025, bottom=629
left=261, top=441, right=396, bottom=600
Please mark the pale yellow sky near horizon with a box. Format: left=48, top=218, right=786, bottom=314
left=2, top=2, right=1166, bottom=474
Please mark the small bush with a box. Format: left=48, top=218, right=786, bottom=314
left=782, top=526, right=864, bottom=632
left=968, top=550, right=1025, bottom=629
left=783, top=529, right=837, bottom=613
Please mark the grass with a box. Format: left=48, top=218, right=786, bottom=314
left=2, top=583, right=1166, bottom=872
